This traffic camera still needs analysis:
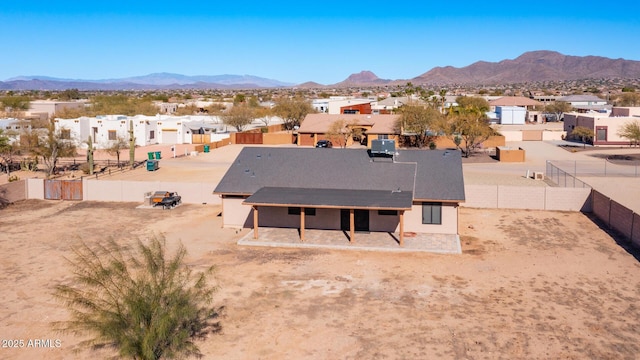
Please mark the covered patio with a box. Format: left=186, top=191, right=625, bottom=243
left=243, top=187, right=414, bottom=245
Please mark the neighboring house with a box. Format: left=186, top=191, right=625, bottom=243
left=296, top=114, right=400, bottom=147
left=558, top=95, right=610, bottom=112
left=371, top=96, right=427, bottom=114
left=54, top=115, right=157, bottom=149
left=0, top=118, right=31, bottom=144
left=489, top=96, right=542, bottom=111
left=317, top=97, right=374, bottom=114
left=564, top=107, right=640, bottom=146
left=28, top=100, right=85, bottom=119
left=213, top=147, right=465, bottom=244
left=54, top=114, right=228, bottom=149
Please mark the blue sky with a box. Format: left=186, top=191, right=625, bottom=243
left=1, top=1, right=639, bottom=85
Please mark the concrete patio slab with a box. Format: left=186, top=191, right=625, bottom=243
left=237, top=227, right=462, bottom=254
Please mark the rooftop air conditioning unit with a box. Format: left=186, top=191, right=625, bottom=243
left=370, top=139, right=395, bottom=156
left=533, top=172, right=544, bottom=180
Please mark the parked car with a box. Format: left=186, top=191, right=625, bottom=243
left=316, top=140, right=333, bottom=148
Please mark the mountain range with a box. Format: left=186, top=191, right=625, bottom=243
left=2, top=51, right=639, bottom=90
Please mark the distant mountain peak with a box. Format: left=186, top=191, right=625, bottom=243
left=345, top=70, right=380, bottom=83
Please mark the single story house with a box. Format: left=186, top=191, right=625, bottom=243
left=296, top=113, right=400, bottom=147
left=213, top=146, right=465, bottom=245
left=564, top=107, right=640, bottom=146
left=558, top=95, right=610, bottom=112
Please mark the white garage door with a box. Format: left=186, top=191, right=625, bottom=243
left=161, top=129, right=178, bottom=144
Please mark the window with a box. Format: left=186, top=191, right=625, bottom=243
left=378, top=210, right=397, bottom=216
left=288, top=207, right=316, bottom=216
left=596, top=127, right=607, bottom=142
left=108, top=130, right=117, bottom=140
left=149, top=130, right=155, bottom=140
left=60, top=129, right=71, bottom=140
left=422, top=202, right=442, bottom=225
left=343, top=109, right=358, bottom=114
left=379, top=134, right=389, bottom=140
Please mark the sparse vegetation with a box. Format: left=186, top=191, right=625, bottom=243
left=53, top=235, right=223, bottom=360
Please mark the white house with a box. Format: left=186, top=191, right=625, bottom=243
left=54, top=115, right=157, bottom=149
left=0, top=118, right=32, bottom=144
left=54, top=114, right=230, bottom=149
left=558, top=95, right=610, bottom=112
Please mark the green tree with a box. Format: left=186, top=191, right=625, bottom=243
left=221, top=103, right=256, bottom=132
left=395, top=105, right=443, bottom=148
left=273, top=97, right=314, bottom=130
left=615, top=92, right=640, bottom=107
left=571, top=126, right=594, bottom=148
left=544, top=101, right=573, bottom=122
left=617, top=119, right=640, bottom=147
left=443, top=96, right=495, bottom=157
left=57, top=89, right=82, bottom=100
left=0, top=95, right=30, bottom=117
left=53, top=235, right=222, bottom=360
left=32, top=120, right=77, bottom=178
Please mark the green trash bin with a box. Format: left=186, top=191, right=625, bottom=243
left=147, top=152, right=155, bottom=160
left=155, top=151, right=162, bottom=159
left=203, top=145, right=210, bottom=153
left=146, top=159, right=159, bottom=171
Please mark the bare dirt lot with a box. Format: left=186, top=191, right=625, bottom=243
left=2, top=200, right=640, bottom=359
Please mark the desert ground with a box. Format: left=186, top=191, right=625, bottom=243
left=2, top=199, right=640, bottom=359
left=2, top=140, right=640, bottom=359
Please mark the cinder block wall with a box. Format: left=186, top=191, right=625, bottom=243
left=590, top=190, right=639, bottom=246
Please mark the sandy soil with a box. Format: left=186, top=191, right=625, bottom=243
left=1, top=200, right=640, bottom=359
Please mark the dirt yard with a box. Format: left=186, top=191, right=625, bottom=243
left=1, top=200, right=640, bottom=359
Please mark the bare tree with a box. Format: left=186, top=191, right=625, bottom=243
left=544, top=101, right=573, bottom=122
left=0, top=129, right=18, bottom=175
left=395, top=105, right=443, bottom=148
left=31, top=120, right=77, bottom=178
left=105, top=136, right=129, bottom=168
left=221, top=103, right=255, bottom=132
left=273, top=97, right=314, bottom=130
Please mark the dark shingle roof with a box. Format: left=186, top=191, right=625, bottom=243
left=214, top=147, right=465, bottom=202
left=244, top=187, right=413, bottom=210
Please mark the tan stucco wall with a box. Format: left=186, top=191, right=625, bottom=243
left=404, top=202, right=459, bottom=235
left=257, top=207, right=342, bottom=229
left=222, top=197, right=252, bottom=228
left=369, top=210, right=401, bottom=232
left=263, top=133, right=294, bottom=145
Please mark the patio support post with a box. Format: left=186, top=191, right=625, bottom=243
left=253, top=205, right=258, bottom=239
left=300, top=207, right=305, bottom=241
left=350, top=209, right=355, bottom=243
left=399, top=210, right=405, bottom=246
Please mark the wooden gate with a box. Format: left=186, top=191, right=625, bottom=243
left=235, top=132, right=263, bottom=144
left=192, top=134, right=211, bottom=144
left=44, top=180, right=83, bottom=200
